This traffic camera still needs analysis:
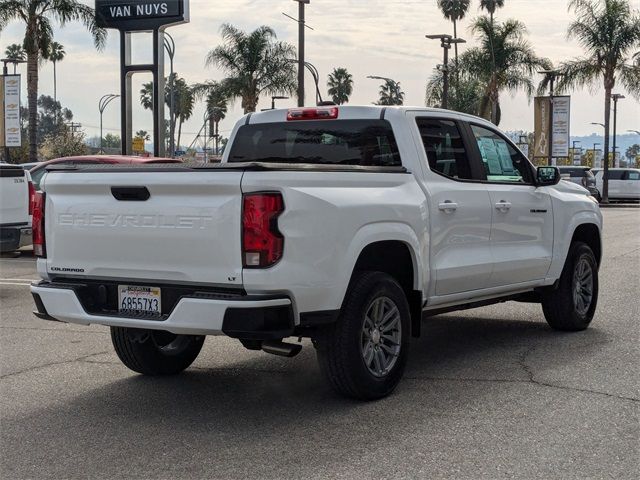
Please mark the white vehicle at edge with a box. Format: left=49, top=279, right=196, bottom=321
left=0, top=163, right=33, bottom=253
left=31, top=106, right=603, bottom=400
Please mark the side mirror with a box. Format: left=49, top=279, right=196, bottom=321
left=536, top=166, right=561, bottom=186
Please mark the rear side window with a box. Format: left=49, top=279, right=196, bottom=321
left=416, top=118, right=473, bottom=180
left=628, top=171, right=640, bottom=181
left=228, top=120, right=401, bottom=166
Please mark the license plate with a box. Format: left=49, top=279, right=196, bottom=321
left=118, top=285, right=161, bottom=316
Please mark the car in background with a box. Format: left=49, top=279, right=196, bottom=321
left=593, top=168, right=640, bottom=202
left=0, top=163, right=33, bottom=253
left=29, top=155, right=181, bottom=191
left=557, top=166, right=600, bottom=200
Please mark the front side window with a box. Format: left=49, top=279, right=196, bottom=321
left=471, top=124, right=531, bottom=183
left=228, top=120, right=401, bottom=167
left=416, top=118, right=473, bottom=180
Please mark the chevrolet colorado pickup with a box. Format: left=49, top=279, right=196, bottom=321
left=31, top=106, right=603, bottom=400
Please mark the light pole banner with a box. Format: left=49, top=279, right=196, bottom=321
left=552, top=96, right=571, bottom=158
left=534, top=97, right=550, bottom=158
left=3, top=75, right=21, bottom=148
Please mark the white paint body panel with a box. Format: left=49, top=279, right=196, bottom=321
left=34, top=107, right=603, bottom=333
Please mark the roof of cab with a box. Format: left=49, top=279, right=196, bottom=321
left=246, top=105, right=496, bottom=129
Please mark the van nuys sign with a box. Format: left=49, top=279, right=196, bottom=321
left=95, top=0, right=188, bottom=30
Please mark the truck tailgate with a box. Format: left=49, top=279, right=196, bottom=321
left=42, top=170, right=244, bottom=286
left=0, top=165, right=28, bottom=226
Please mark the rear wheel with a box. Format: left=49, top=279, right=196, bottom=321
left=314, top=271, right=411, bottom=400
left=541, top=242, right=599, bottom=331
left=111, top=327, right=205, bottom=375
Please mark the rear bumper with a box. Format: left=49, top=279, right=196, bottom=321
left=31, top=281, right=294, bottom=338
left=0, top=224, right=30, bottom=252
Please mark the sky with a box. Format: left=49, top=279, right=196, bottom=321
left=1, top=0, right=639, bottom=149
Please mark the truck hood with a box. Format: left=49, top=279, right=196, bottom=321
left=555, top=179, right=590, bottom=195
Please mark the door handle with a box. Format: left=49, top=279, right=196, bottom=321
left=439, top=201, right=458, bottom=213
left=495, top=201, right=512, bottom=212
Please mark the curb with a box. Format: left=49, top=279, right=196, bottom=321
left=598, top=204, right=640, bottom=209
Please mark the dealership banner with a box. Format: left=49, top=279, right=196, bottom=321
left=552, top=96, right=571, bottom=158
left=534, top=97, right=551, bottom=159
left=1, top=75, right=22, bottom=148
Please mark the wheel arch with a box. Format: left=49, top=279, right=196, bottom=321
left=346, top=237, right=424, bottom=338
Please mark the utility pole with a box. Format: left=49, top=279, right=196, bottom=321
left=611, top=93, right=625, bottom=169
left=426, top=35, right=466, bottom=110
left=284, top=1, right=312, bottom=107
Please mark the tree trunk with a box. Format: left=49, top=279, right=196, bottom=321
left=27, top=51, right=39, bottom=162
left=177, top=118, right=183, bottom=149
left=453, top=20, right=459, bottom=65
left=53, top=62, right=57, bottom=104
left=602, top=87, right=612, bottom=204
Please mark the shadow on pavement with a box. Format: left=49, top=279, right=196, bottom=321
left=0, top=315, right=611, bottom=478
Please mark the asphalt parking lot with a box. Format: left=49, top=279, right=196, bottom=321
left=1, top=208, right=638, bottom=480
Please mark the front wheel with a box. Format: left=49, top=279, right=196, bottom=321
left=541, top=242, right=599, bottom=331
left=111, top=327, right=205, bottom=375
left=314, top=271, right=411, bottom=400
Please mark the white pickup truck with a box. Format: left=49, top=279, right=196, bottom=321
left=31, top=106, right=603, bottom=400
left=0, top=163, right=32, bottom=253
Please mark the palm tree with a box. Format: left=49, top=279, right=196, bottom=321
left=479, top=0, right=506, bottom=23
left=463, top=17, right=551, bottom=125
left=437, top=0, right=471, bottom=63
left=377, top=79, right=405, bottom=106
left=140, top=82, right=154, bottom=111
left=425, top=61, right=484, bottom=114
left=193, top=81, right=229, bottom=154
left=43, top=42, right=65, bottom=104
left=327, top=67, right=354, bottom=105
left=550, top=0, right=640, bottom=203
left=206, top=24, right=297, bottom=114
left=141, top=76, right=194, bottom=148
left=0, top=1, right=105, bottom=162
left=4, top=43, right=26, bottom=73
left=135, top=130, right=150, bottom=141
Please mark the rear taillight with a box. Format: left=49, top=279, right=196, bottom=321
left=287, top=107, right=339, bottom=121
left=242, top=193, right=284, bottom=268
left=28, top=181, right=35, bottom=216
left=32, top=191, right=46, bottom=257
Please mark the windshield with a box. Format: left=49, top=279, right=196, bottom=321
left=228, top=120, right=402, bottom=167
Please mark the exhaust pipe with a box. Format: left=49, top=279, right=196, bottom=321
left=262, top=340, right=302, bottom=358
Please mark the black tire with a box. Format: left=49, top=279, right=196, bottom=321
left=541, top=242, right=599, bottom=331
left=111, top=327, right=205, bottom=375
left=314, top=271, right=411, bottom=400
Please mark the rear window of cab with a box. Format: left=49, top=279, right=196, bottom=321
left=228, top=120, right=402, bottom=167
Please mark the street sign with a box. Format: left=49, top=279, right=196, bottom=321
left=552, top=96, right=571, bottom=158
left=95, top=0, right=189, bottom=30
left=1, top=75, right=22, bottom=148
left=132, top=137, right=146, bottom=153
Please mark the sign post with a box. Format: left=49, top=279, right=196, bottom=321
left=534, top=95, right=571, bottom=166
left=95, top=1, right=189, bottom=157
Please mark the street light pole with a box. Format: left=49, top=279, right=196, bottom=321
left=611, top=94, right=625, bottom=168
left=164, top=33, right=176, bottom=157
left=271, top=96, right=289, bottom=110
left=426, top=35, right=466, bottom=110
left=99, top=94, right=120, bottom=154
left=293, top=0, right=310, bottom=107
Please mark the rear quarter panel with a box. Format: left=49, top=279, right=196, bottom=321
left=240, top=170, right=428, bottom=316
